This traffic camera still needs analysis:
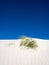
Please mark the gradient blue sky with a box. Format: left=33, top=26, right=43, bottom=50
left=0, top=0, right=49, bottom=39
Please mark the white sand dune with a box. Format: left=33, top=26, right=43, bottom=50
left=0, top=38, right=49, bottom=65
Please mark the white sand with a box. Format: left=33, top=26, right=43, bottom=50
left=0, top=39, right=49, bottom=65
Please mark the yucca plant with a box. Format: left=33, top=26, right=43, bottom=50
left=20, top=36, right=38, bottom=49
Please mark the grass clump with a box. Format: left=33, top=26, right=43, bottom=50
left=20, top=36, right=38, bottom=49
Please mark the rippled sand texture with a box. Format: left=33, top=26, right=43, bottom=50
left=0, top=39, right=49, bottom=65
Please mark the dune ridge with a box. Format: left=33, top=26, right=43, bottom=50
left=0, top=38, right=49, bottom=65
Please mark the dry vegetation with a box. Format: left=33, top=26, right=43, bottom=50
left=20, top=36, right=38, bottom=49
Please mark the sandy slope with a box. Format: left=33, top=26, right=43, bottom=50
left=0, top=39, right=49, bottom=65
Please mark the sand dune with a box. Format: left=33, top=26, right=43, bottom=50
left=0, top=38, right=49, bottom=65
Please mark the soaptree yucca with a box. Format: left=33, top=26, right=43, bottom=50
left=20, top=36, right=38, bottom=49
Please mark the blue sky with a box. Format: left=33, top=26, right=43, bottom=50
left=0, top=0, right=49, bottom=39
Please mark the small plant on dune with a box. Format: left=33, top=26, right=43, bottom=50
left=20, top=36, right=38, bottom=49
